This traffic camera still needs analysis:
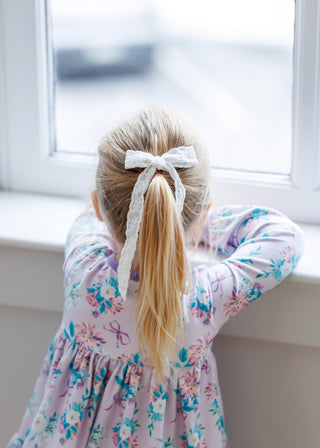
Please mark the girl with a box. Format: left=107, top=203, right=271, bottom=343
left=8, top=107, right=304, bottom=448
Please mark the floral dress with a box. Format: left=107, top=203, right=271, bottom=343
left=7, top=204, right=305, bottom=448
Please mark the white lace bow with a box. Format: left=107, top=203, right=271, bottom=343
left=118, top=146, right=198, bottom=300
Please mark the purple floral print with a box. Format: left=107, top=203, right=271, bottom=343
left=7, top=203, right=304, bottom=448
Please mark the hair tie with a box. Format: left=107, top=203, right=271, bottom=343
left=118, top=146, right=198, bottom=300
left=152, top=172, right=164, bottom=180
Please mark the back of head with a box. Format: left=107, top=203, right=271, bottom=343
left=96, top=106, right=213, bottom=382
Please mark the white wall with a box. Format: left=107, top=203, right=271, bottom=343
left=1, top=246, right=319, bottom=448
left=214, top=335, right=320, bottom=448
left=1, top=305, right=62, bottom=445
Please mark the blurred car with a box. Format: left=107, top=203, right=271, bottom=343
left=50, top=0, right=160, bottom=78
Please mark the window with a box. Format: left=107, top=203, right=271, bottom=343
left=51, top=0, right=294, bottom=176
left=0, top=0, right=319, bottom=223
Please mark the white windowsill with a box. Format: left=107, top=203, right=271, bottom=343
left=0, top=191, right=319, bottom=284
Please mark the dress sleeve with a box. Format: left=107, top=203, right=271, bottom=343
left=63, top=202, right=118, bottom=278
left=201, top=205, right=305, bottom=332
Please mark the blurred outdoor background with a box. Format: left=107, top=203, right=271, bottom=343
left=49, top=0, right=294, bottom=174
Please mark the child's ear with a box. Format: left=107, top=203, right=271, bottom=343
left=91, top=189, right=104, bottom=222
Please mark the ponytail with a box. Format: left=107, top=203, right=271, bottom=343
left=136, top=174, right=190, bottom=382
left=96, top=106, right=213, bottom=381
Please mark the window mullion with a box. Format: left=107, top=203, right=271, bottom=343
left=314, top=0, right=320, bottom=190
left=0, top=0, right=10, bottom=190
left=291, top=0, right=320, bottom=191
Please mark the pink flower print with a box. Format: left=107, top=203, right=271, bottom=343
left=201, top=358, right=211, bottom=374
left=252, top=281, right=263, bottom=290
left=191, top=307, right=205, bottom=320
left=228, top=260, right=244, bottom=270
left=148, top=383, right=167, bottom=405
left=188, top=333, right=213, bottom=365
left=242, top=211, right=269, bottom=230
left=107, top=295, right=124, bottom=315
left=74, top=322, right=106, bottom=349
left=73, top=348, right=91, bottom=371
left=112, top=421, right=138, bottom=448
left=86, top=277, right=123, bottom=318
left=148, top=385, right=160, bottom=404
left=68, top=247, right=82, bottom=261
left=143, top=355, right=154, bottom=369
left=116, top=353, right=131, bottom=364
left=112, top=429, right=118, bottom=446
left=243, top=217, right=257, bottom=230
left=189, top=284, right=215, bottom=326
left=180, top=368, right=200, bottom=398
left=126, top=364, right=142, bottom=386
left=204, top=382, right=218, bottom=402
left=59, top=417, right=65, bottom=434
left=48, top=359, right=63, bottom=388
left=53, top=331, right=67, bottom=351
left=116, top=352, right=152, bottom=368
left=52, top=359, right=63, bottom=373
left=125, top=434, right=138, bottom=448
left=223, top=286, right=249, bottom=318
left=86, top=291, right=99, bottom=307
left=281, top=246, right=298, bottom=263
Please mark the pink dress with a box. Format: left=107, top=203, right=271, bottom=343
left=7, top=204, right=305, bottom=448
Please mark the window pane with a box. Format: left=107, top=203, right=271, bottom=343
left=48, top=0, right=294, bottom=175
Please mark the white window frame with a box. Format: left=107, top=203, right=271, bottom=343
left=0, top=0, right=319, bottom=224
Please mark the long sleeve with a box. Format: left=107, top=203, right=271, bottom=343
left=200, top=205, right=305, bottom=332
left=63, top=202, right=118, bottom=279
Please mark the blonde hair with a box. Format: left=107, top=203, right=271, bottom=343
left=96, top=106, right=213, bottom=382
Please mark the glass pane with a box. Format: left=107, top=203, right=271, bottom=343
left=48, top=0, right=294, bottom=175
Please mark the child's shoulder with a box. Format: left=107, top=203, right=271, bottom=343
left=63, top=203, right=118, bottom=278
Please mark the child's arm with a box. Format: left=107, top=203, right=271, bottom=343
left=200, top=205, right=305, bottom=332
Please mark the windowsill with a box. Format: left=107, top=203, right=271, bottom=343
left=0, top=191, right=319, bottom=285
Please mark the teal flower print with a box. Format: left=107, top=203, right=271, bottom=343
left=64, top=271, right=81, bottom=311
left=223, top=277, right=263, bottom=318
left=86, top=277, right=123, bottom=317
left=147, top=384, right=168, bottom=436
left=179, top=368, right=200, bottom=413
left=112, top=406, right=140, bottom=448
left=88, top=424, right=105, bottom=447
left=27, top=398, right=58, bottom=446
left=58, top=389, right=90, bottom=444
left=255, top=245, right=301, bottom=282
left=204, top=381, right=226, bottom=435
left=180, top=412, right=208, bottom=447
left=189, top=285, right=215, bottom=325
